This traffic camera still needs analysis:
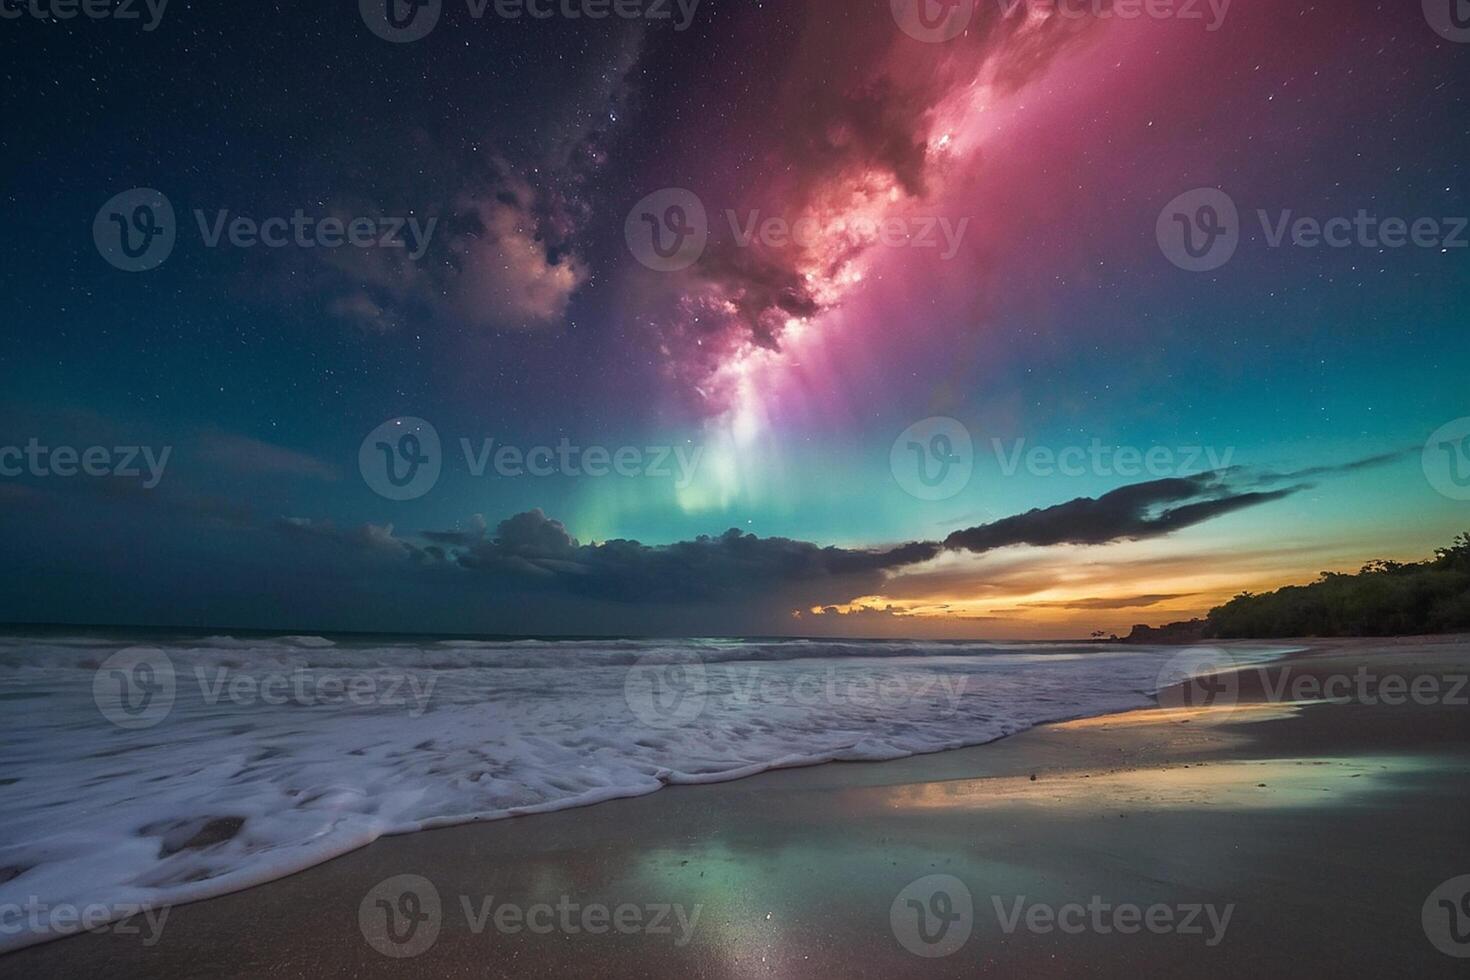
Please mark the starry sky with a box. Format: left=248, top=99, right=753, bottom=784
left=1, top=0, right=1466, bottom=638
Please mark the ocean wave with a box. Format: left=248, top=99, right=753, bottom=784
left=0, top=634, right=1293, bottom=952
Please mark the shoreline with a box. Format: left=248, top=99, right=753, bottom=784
left=3, top=636, right=1468, bottom=976
left=0, top=638, right=1301, bottom=957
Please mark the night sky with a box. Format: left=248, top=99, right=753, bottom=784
left=1, top=0, right=1467, bottom=637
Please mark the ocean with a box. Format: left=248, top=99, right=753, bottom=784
left=0, top=631, right=1294, bottom=951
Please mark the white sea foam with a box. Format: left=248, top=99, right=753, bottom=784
left=0, top=635, right=1293, bottom=951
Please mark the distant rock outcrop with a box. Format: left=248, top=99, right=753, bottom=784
left=1123, top=619, right=1208, bottom=644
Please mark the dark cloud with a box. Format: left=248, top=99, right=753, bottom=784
left=274, top=518, right=425, bottom=561
left=162, top=453, right=1390, bottom=616
left=290, top=29, right=646, bottom=337
left=441, top=510, right=939, bottom=603
left=266, top=465, right=1325, bottom=607
left=944, top=474, right=1300, bottom=554
left=1245, top=449, right=1414, bottom=484
left=320, top=159, right=589, bottom=335
left=401, top=460, right=1323, bottom=604
left=1, top=449, right=1379, bottom=633
left=420, top=514, right=489, bottom=548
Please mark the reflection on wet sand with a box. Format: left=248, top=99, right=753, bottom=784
left=877, top=755, right=1438, bottom=812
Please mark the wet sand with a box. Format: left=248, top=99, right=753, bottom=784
left=3, top=636, right=1468, bottom=978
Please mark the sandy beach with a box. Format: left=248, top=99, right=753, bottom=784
left=3, top=636, right=1467, bottom=978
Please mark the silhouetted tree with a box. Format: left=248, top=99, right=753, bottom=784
left=1206, top=534, right=1470, bottom=638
